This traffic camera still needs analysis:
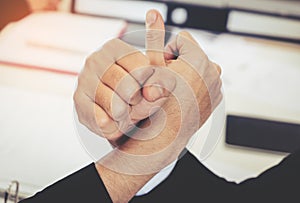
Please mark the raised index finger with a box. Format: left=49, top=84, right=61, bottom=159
left=145, top=9, right=166, bottom=66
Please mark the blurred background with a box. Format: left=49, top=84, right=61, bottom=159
left=0, top=0, right=300, bottom=202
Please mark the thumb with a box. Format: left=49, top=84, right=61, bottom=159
left=145, top=9, right=166, bottom=66
left=164, top=31, right=206, bottom=68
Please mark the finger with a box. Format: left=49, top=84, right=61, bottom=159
left=94, top=103, right=137, bottom=145
left=145, top=9, right=166, bottom=66
left=164, top=31, right=198, bottom=56
left=74, top=90, right=97, bottom=133
left=164, top=31, right=207, bottom=69
left=163, top=31, right=197, bottom=61
left=88, top=39, right=141, bottom=78
left=74, top=90, right=120, bottom=139
left=89, top=39, right=154, bottom=87
left=102, top=63, right=142, bottom=105
left=94, top=103, right=121, bottom=139
left=212, top=62, right=222, bottom=75
left=77, top=62, right=100, bottom=101
left=142, top=67, right=176, bottom=102
left=130, top=97, right=168, bottom=121
left=95, top=82, right=130, bottom=121
left=85, top=41, right=151, bottom=106
left=117, top=52, right=153, bottom=85
left=104, top=39, right=154, bottom=86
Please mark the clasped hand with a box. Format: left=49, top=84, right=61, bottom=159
left=74, top=10, right=222, bottom=151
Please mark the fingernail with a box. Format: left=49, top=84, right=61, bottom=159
left=149, top=86, right=164, bottom=101
left=146, top=11, right=157, bottom=26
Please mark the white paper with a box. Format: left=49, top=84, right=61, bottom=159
left=0, top=85, right=111, bottom=195
left=0, top=12, right=127, bottom=73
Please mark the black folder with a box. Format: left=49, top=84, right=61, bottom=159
left=226, top=115, right=300, bottom=153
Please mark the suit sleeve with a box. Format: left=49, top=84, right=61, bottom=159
left=186, top=149, right=300, bottom=202
left=190, top=149, right=300, bottom=203
left=0, top=0, right=30, bottom=30
left=19, top=163, right=112, bottom=203
left=19, top=150, right=300, bottom=203
left=236, top=149, right=300, bottom=202
left=131, top=149, right=300, bottom=202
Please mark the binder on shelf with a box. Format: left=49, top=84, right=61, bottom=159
left=72, top=0, right=300, bottom=43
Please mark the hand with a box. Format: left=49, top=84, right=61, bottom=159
left=108, top=11, right=223, bottom=157
left=26, top=0, right=61, bottom=11
left=73, top=14, right=176, bottom=146
left=94, top=10, right=222, bottom=203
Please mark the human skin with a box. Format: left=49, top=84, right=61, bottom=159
left=74, top=9, right=222, bottom=203
left=74, top=11, right=177, bottom=146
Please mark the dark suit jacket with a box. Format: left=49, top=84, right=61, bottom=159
left=20, top=149, right=300, bottom=203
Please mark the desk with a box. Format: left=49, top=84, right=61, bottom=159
left=0, top=64, right=99, bottom=196
left=0, top=25, right=300, bottom=199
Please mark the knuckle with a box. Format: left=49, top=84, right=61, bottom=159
left=146, top=30, right=164, bottom=45
left=156, top=68, right=176, bottom=92
left=73, top=90, right=80, bottom=103
left=218, top=78, right=222, bottom=88
left=86, top=52, right=97, bottom=63
left=95, top=114, right=111, bottom=129
left=76, top=70, right=91, bottom=93
left=111, top=98, right=129, bottom=120
left=103, top=38, right=121, bottom=50
left=119, top=86, right=136, bottom=102
left=77, top=74, right=85, bottom=87
left=121, top=75, right=140, bottom=92
left=215, top=63, right=222, bottom=75
left=130, top=66, right=153, bottom=85
left=77, top=114, right=86, bottom=125
left=73, top=98, right=88, bottom=125
left=178, top=31, right=194, bottom=42
left=85, top=52, right=98, bottom=70
left=219, top=92, right=223, bottom=100
left=146, top=31, right=158, bottom=41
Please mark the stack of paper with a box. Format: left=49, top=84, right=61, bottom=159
left=0, top=12, right=127, bottom=74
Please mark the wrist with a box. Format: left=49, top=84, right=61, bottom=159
left=95, top=163, right=154, bottom=203
left=97, top=94, right=195, bottom=176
